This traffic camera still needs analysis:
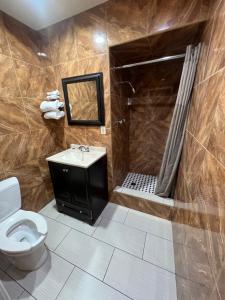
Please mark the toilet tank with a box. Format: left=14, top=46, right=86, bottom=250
left=0, top=177, right=21, bottom=222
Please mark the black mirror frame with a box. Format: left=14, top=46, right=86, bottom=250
left=62, top=72, right=105, bottom=126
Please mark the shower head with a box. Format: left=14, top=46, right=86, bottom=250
left=118, top=81, right=135, bottom=94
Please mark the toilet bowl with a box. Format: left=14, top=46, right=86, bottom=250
left=0, top=177, right=48, bottom=271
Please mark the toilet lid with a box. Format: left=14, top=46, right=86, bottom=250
left=0, top=210, right=47, bottom=254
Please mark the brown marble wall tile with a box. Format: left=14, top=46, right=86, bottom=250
left=176, top=276, right=219, bottom=300
left=78, top=54, right=110, bottom=95
left=22, top=181, right=49, bottom=212
left=0, top=133, right=25, bottom=171
left=3, top=12, right=51, bottom=66
left=65, top=127, right=87, bottom=146
left=187, top=71, right=222, bottom=147
left=179, top=132, right=206, bottom=191
left=0, top=13, right=63, bottom=211
left=207, top=69, right=225, bottom=166
left=5, top=160, right=43, bottom=193
left=194, top=19, right=214, bottom=84
left=50, top=127, right=67, bottom=153
left=204, top=8, right=225, bottom=78
left=106, top=0, right=149, bottom=46
left=0, top=97, right=29, bottom=135
left=111, top=190, right=173, bottom=220
left=0, top=54, right=20, bottom=98
left=43, top=176, right=54, bottom=201
left=110, top=72, right=129, bottom=187
left=173, top=241, right=214, bottom=287
left=198, top=151, right=225, bottom=210
left=149, top=0, right=209, bottom=35
left=47, top=17, right=77, bottom=65
left=126, top=61, right=181, bottom=175
left=174, top=1, right=225, bottom=297
left=0, top=12, right=10, bottom=56
left=110, top=23, right=204, bottom=66
left=75, top=6, right=108, bottom=59
left=54, top=60, right=79, bottom=94
left=14, top=60, right=56, bottom=98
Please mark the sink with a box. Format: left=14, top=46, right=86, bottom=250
left=46, top=145, right=106, bottom=168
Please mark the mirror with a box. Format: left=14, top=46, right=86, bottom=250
left=62, top=72, right=105, bottom=126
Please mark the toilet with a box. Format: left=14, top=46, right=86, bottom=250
left=0, top=177, right=48, bottom=271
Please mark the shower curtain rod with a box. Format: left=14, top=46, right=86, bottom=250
left=111, top=53, right=186, bottom=70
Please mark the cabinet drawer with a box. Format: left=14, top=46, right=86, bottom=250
left=57, top=199, right=92, bottom=218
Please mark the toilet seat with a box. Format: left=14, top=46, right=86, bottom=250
left=0, top=209, right=47, bottom=254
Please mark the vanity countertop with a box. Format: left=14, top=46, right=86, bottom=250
left=46, top=145, right=106, bottom=168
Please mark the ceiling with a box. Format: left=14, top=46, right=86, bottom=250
left=0, top=0, right=108, bottom=30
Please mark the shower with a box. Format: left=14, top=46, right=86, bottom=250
left=118, top=81, right=136, bottom=94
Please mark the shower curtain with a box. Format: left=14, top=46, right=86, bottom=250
left=155, top=44, right=201, bottom=197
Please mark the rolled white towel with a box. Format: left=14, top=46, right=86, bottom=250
left=47, top=94, right=60, bottom=100
left=44, top=110, right=65, bottom=120
left=47, top=89, right=60, bottom=96
left=40, top=100, right=64, bottom=112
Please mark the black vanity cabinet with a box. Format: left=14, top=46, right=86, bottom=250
left=48, top=155, right=108, bottom=225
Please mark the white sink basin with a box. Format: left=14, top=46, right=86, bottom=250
left=46, top=146, right=106, bottom=168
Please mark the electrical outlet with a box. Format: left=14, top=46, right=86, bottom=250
left=100, top=126, right=106, bottom=135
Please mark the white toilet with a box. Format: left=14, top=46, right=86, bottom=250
left=0, top=177, right=48, bottom=271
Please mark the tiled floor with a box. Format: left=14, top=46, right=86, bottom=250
left=0, top=200, right=179, bottom=300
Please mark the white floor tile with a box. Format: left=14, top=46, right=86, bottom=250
left=7, top=251, right=73, bottom=300
left=125, top=209, right=173, bottom=240
left=55, top=229, right=114, bottom=280
left=44, top=216, right=71, bottom=251
left=93, top=218, right=146, bottom=258
left=104, top=249, right=177, bottom=300
left=101, top=203, right=128, bottom=223
left=0, top=252, right=11, bottom=271
left=39, top=199, right=61, bottom=220
left=0, top=269, right=24, bottom=299
left=19, top=290, right=35, bottom=299
left=57, top=267, right=130, bottom=300
left=143, top=234, right=175, bottom=273
left=56, top=213, right=101, bottom=236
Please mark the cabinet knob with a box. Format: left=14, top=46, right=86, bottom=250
left=62, top=168, right=69, bottom=173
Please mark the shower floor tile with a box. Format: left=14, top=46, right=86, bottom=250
left=122, top=172, right=157, bottom=194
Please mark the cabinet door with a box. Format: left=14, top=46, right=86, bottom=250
left=49, top=163, right=72, bottom=203
left=70, top=167, right=89, bottom=205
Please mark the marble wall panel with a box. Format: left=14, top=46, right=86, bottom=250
left=149, top=0, right=209, bottom=35
left=0, top=12, right=62, bottom=211
left=110, top=23, right=204, bottom=66
left=174, top=0, right=225, bottom=297
left=111, top=190, right=173, bottom=220
left=47, top=17, right=77, bottom=65
left=3, top=12, right=51, bottom=66
left=106, top=0, right=149, bottom=46
left=0, top=54, right=20, bottom=98
left=75, top=5, right=108, bottom=59
left=125, top=61, right=182, bottom=175
left=0, top=97, right=29, bottom=135
left=0, top=12, right=10, bottom=56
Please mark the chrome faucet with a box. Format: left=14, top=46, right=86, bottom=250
left=78, top=145, right=90, bottom=152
